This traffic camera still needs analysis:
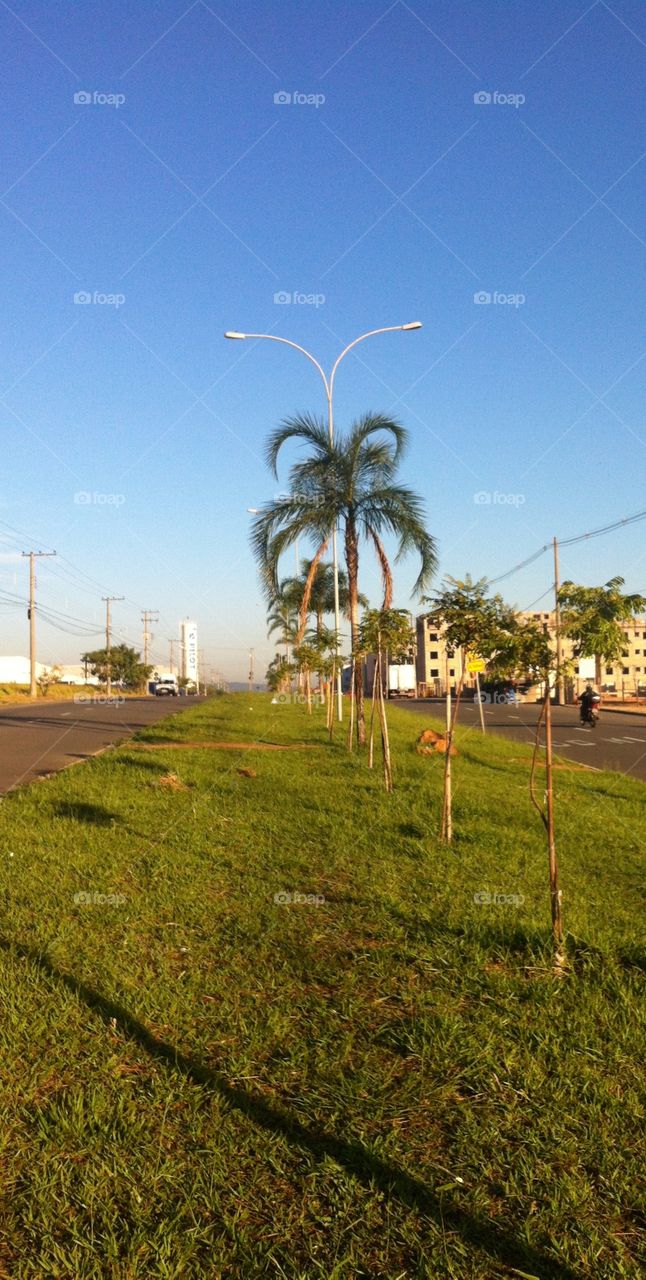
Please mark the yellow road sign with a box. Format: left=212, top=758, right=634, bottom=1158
left=467, top=658, right=485, bottom=673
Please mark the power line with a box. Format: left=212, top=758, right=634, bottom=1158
left=489, top=504, right=646, bottom=587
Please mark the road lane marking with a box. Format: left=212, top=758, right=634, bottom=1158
left=623, top=736, right=644, bottom=742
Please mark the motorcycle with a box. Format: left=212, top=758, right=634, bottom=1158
left=580, top=697, right=600, bottom=727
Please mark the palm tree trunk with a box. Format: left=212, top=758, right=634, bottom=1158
left=345, top=516, right=365, bottom=746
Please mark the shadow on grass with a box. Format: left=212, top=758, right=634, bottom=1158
left=1, top=937, right=583, bottom=1280
left=50, top=801, right=121, bottom=827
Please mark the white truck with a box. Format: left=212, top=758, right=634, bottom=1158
left=387, top=664, right=417, bottom=698
left=154, top=672, right=179, bottom=697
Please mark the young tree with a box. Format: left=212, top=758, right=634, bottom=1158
left=423, top=577, right=515, bottom=842
left=81, top=644, right=151, bottom=691
left=488, top=616, right=566, bottom=965
left=559, top=576, right=646, bottom=687
left=266, top=655, right=294, bottom=695
left=356, top=609, right=415, bottom=792
left=37, top=665, right=63, bottom=697
left=251, top=413, right=436, bottom=747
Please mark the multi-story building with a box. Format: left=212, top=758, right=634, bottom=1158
left=522, top=611, right=646, bottom=698
left=415, top=610, right=646, bottom=699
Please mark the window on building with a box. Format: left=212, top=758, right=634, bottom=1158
left=636, top=649, right=641, bottom=655
left=429, top=650, right=438, bottom=658
left=606, top=667, right=613, bottom=675
left=623, top=668, right=630, bottom=675
left=430, top=668, right=439, bottom=677
left=574, top=665, right=579, bottom=674
left=450, top=669, right=455, bottom=677
left=427, top=631, right=438, bottom=641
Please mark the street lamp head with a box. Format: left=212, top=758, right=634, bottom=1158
left=224, top=331, right=247, bottom=339
left=246, top=507, right=259, bottom=514
left=402, top=321, right=423, bottom=330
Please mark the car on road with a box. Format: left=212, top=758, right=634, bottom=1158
left=154, top=674, right=179, bottom=697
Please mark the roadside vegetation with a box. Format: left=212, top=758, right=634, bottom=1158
left=0, top=694, right=643, bottom=1279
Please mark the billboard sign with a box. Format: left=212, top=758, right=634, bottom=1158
left=181, top=619, right=198, bottom=683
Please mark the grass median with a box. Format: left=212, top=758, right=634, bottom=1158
left=0, top=693, right=643, bottom=1278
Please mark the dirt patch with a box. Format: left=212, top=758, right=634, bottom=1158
left=131, top=741, right=322, bottom=752
left=509, top=756, right=594, bottom=773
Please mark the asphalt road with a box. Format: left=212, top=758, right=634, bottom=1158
left=0, top=696, right=206, bottom=794
left=398, top=698, right=646, bottom=782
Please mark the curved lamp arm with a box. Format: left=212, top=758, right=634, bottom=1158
left=225, top=331, right=330, bottom=398
left=328, top=322, right=422, bottom=401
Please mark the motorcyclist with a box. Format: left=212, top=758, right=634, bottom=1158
left=578, top=683, right=599, bottom=723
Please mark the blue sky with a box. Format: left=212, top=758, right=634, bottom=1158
left=1, top=0, right=645, bottom=680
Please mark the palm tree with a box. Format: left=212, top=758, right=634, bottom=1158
left=281, top=559, right=368, bottom=641
left=266, top=594, right=299, bottom=659
left=251, top=412, right=437, bottom=745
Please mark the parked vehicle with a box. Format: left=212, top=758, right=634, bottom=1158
left=387, top=663, right=417, bottom=698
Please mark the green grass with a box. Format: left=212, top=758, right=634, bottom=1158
left=0, top=693, right=643, bottom=1279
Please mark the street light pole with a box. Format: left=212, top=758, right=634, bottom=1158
left=226, top=322, right=422, bottom=722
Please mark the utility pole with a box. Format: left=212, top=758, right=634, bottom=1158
left=248, top=647, right=254, bottom=693
left=21, top=550, right=56, bottom=697
left=141, top=611, right=159, bottom=693
left=553, top=536, right=564, bottom=705
left=102, top=596, right=124, bottom=697
left=167, top=638, right=174, bottom=674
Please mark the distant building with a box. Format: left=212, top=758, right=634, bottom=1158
left=57, top=663, right=99, bottom=686
left=521, top=611, right=646, bottom=697
left=0, top=656, right=46, bottom=684
left=415, top=611, right=646, bottom=699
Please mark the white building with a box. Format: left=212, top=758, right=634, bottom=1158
left=0, top=656, right=47, bottom=684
